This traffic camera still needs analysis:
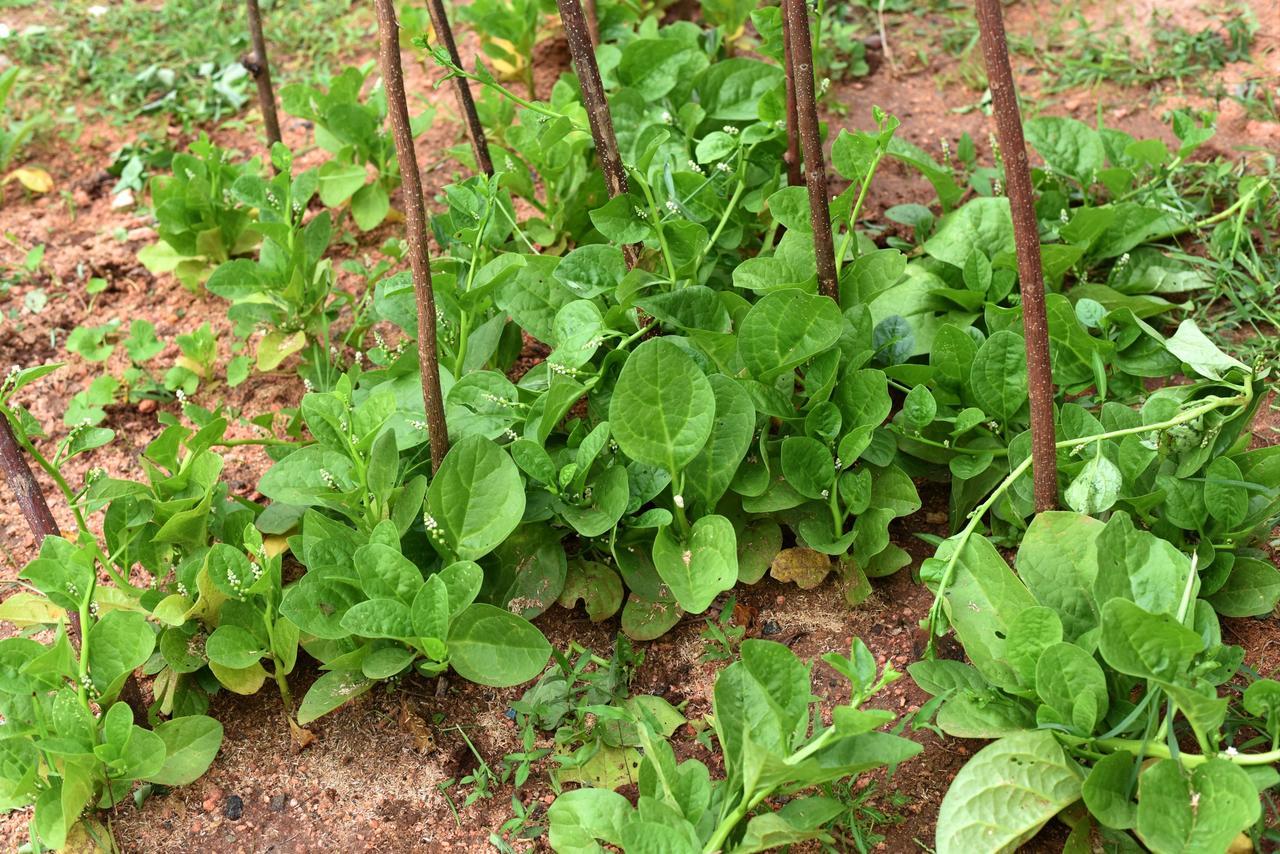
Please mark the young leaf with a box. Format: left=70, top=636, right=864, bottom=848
left=426, top=435, right=525, bottom=561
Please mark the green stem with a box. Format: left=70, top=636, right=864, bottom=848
left=834, top=149, right=885, bottom=275
left=925, top=386, right=1253, bottom=650
left=635, top=175, right=678, bottom=283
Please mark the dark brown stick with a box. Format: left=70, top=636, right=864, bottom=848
left=376, top=0, right=451, bottom=474
left=426, top=0, right=494, bottom=176
left=556, top=0, right=640, bottom=266
left=0, top=414, right=149, bottom=722
left=975, top=0, right=1056, bottom=512
left=784, top=0, right=837, bottom=301
left=243, top=0, right=282, bottom=149
left=0, top=415, right=59, bottom=543
left=781, top=4, right=801, bottom=187
left=556, top=0, right=628, bottom=200
left=584, top=0, right=600, bottom=46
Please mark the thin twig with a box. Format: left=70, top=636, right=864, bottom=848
left=556, top=0, right=639, bottom=268
left=376, top=0, right=451, bottom=473
left=975, top=0, right=1057, bottom=511
left=243, top=0, right=282, bottom=149
left=426, top=0, right=494, bottom=176
left=784, top=0, right=838, bottom=300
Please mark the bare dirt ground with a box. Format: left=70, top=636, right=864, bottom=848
left=0, top=0, right=1277, bottom=850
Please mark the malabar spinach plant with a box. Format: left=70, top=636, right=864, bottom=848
left=548, top=638, right=920, bottom=852
left=913, top=511, right=1277, bottom=852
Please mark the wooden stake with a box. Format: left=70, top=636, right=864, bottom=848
left=784, top=0, right=837, bottom=301
left=781, top=4, right=802, bottom=187
left=426, top=0, right=494, bottom=176
left=556, top=0, right=628, bottom=200
left=243, top=0, right=282, bottom=149
left=376, top=0, right=451, bottom=474
left=0, top=415, right=148, bottom=722
left=975, top=0, right=1057, bottom=512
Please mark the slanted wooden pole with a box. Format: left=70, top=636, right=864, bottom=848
left=426, top=0, right=494, bottom=176
left=376, top=0, right=451, bottom=473
left=780, top=4, right=802, bottom=187
left=243, top=0, right=283, bottom=149
left=784, top=0, right=837, bottom=300
left=975, top=0, right=1057, bottom=512
left=0, top=414, right=149, bottom=722
left=556, top=0, right=638, bottom=267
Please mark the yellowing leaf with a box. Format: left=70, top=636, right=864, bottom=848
left=770, top=548, right=833, bottom=589
left=6, top=167, right=53, bottom=193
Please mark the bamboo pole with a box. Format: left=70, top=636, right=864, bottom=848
left=975, top=0, right=1057, bottom=512
left=0, top=415, right=148, bottom=722
left=425, top=0, right=494, bottom=176
left=376, top=0, right=451, bottom=474
left=783, top=0, right=837, bottom=300
left=243, top=0, right=282, bottom=149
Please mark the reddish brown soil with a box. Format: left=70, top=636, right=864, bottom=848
left=0, top=0, right=1277, bottom=851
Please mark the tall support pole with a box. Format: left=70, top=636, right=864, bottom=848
left=376, top=0, right=451, bottom=474
left=244, top=0, right=283, bottom=149
left=426, top=0, right=494, bottom=176
left=781, top=5, right=802, bottom=187
left=975, top=0, right=1057, bottom=512
left=784, top=0, right=837, bottom=301
left=557, top=0, right=638, bottom=267
left=0, top=415, right=148, bottom=722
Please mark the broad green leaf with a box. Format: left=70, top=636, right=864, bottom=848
left=609, top=338, right=715, bottom=473
left=738, top=289, right=844, bottom=380
left=547, top=788, right=631, bottom=853
left=1098, top=599, right=1202, bottom=682
left=204, top=625, right=266, bottom=669
left=426, top=435, right=525, bottom=561
left=340, top=598, right=415, bottom=639
left=1025, top=116, right=1105, bottom=185
left=1082, top=750, right=1138, bottom=830
left=1207, top=556, right=1280, bottom=617
left=447, top=603, right=550, bottom=687
left=683, top=375, right=754, bottom=512
left=1136, top=759, right=1260, bottom=853
left=652, top=515, right=737, bottom=614
left=87, top=611, right=155, bottom=701
left=1065, top=451, right=1122, bottom=515
left=935, top=730, right=1082, bottom=854
left=923, top=197, right=1014, bottom=268
left=296, top=669, right=373, bottom=725
left=969, top=330, right=1027, bottom=423
left=146, top=716, right=223, bottom=786
left=938, top=533, right=1037, bottom=691
left=1035, top=642, right=1108, bottom=734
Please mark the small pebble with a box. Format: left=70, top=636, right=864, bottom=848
left=761, top=620, right=781, bottom=636
left=270, top=794, right=287, bottom=812
left=137, top=398, right=157, bottom=414
left=224, top=794, right=244, bottom=821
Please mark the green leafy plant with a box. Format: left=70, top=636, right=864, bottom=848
left=547, top=638, right=920, bottom=852
left=138, top=136, right=261, bottom=290
left=282, top=64, right=431, bottom=231
left=913, top=510, right=1278, bottom=852
left=258, top=378, right=552, bottom=723
left=0, top=66, right=51, bottom=200
left=205, top=144, right=344, bottom=371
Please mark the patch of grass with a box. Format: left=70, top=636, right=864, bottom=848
left=5, top=0, right=373, bottom=128
left=1018, top=6, right=1256, bottom=96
